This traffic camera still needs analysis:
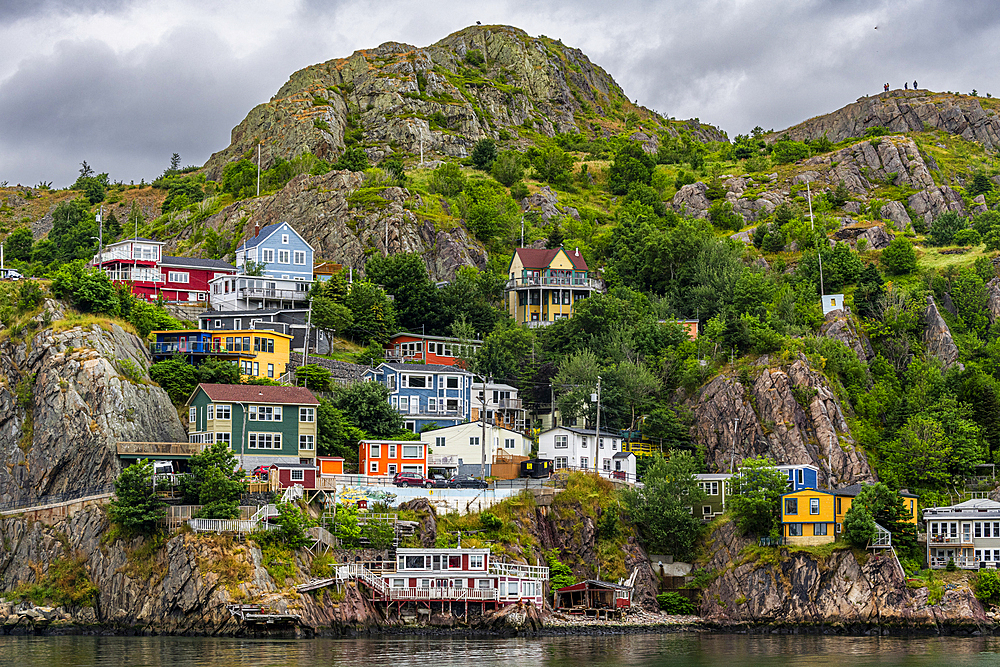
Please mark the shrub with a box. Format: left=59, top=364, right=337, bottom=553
left=509, top=181, right=529, bottom=201
left=656, top=592, right=696, bottom=615
left=880, top=236, right=917, bottom=275
left=772, top=140, right=811, bottom=164
left=928, top=211, right=967, bottom=246
left=428, top=163, right=466, bottom=197
left=953, top=228, right=982, bottom=246
left=470, top=138, right=497, bottom=171
left=708, top=200, right=744, bottom=232
left=149, top=357, right=198, bottom=404
left=108, top=459, right=166, bottom=535
left=490, top=150, right=524, bottom=186
left=976, top=568, right=1000, bottom=604
left=545, top=551, right=577, bottom=590
left=333, top=147, right=369, bottom=172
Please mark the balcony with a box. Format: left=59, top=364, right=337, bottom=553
left=236, top=287, right=309, bottom=301
left=94, top=249, right=159, bottom=264
left=150, top=341, right=253, bottom=356
left=386, top=587, right=498, bottom=601
left=496, top=398, right=522, bottom=410
left=103, top=269, right=164, bottom=283
left=505, top=276, right=603, bottom=290
left=928, top=535, right=972, bottom=545
left=928, top=556, right=980, bottom=570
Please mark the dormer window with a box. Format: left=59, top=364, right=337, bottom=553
left=282, top=234, right=289, bottom=244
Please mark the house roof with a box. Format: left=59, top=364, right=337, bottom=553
left=555, top=579, right=631, bottom=592
left=612, top=452, right=633, bottom=459
left=199, top=308, right=308, bottom=318
left=834, top=483, right=917, bottom=499
left=269, top=462, right=318, bottom=470
left=781, top=488, right=835, bottom=498
left=160, top=255, right=237, bottom=271
left=108, top=236, right=162, bottom=245
left=388, top=332, right=482, bottom=345
left=188, top=383, right=319, bottom=406
left=235, top=222, right=314, bottom=252
left=377, top=362, right=472, bottom=374
left=514, top=247, right=588, bottom=271
left=418, top=423, right=523, bottom=438
left=542, top=425, right=621, bottom=438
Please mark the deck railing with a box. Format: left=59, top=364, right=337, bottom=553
left=337, top=564, right=388, bottom=596
left=505, top=277, right=603, bottom=289
left=928, top=535, right=970, bottom=545
left=150, top=341, right=249, bottom=355
left=489, top=562, right=549, bottom=581
left=386, top=586, right=499, bottom=601
left=117, top=442, right=205, bottom=456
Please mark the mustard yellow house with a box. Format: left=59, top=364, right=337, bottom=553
left=152, top=328, right=292, bottom=381
left=781, top=489, right=837, bottom=545
left=505, top=247, right=603, bottom=326
left=833, top=484, right=919, bottom=529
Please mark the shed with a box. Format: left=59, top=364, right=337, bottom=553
left=317, top=457, right=344, bottom=476
left=553, top=580, right=632, bottom=617
left=269, top=462, right=318, bottom=489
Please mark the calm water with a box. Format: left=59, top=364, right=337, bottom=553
left=2, top=633, right=1000, bottom=666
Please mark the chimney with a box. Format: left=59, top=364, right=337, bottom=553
left=575, top=247, right=580, bottom=257
left=253, top=222, right=260, bottom=238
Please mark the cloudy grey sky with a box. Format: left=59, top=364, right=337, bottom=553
left=2, top=0, right=998, bottom=188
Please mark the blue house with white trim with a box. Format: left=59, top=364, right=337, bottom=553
left=776, top=463, right=819, bottom=491
left=209, top=221, right=314, bottom=311
left=362, top=362, right=473, bottom=433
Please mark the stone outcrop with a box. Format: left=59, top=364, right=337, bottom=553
left=923, top=296, right=962, bottom=370
left=802, top=137, right=935, bottom=194
left=819, top=307, right=873, bottom=362
left=701, top=522, right=986, bottom=630
left=856, top=224, right=893, bottom=250
left=986, top=278, right=1000, bottom=324
left=0, top=306, right=186, bottom=506
left=771, top=90, right=1000, bottom=150
left=908, top=186, right=967, bottom=227
left=203, top=25, right=724, bottom=179
left=688, top=357, right=875, bottom=488
left=671, top=181, right=710, bottom=218
left=161, top=170, right=486, bottom=282
left=521, top=186, right=579, bottom=223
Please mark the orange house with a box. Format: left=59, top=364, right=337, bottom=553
left=359, top=440, right=427, bottom=477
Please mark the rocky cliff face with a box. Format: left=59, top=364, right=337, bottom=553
left=203, top=25, right=725, bottom=178
left=701, top=522, right=986, bottom=631
left=0, top=302, right=186, bottom=506
left=162, top=170, right=486, bottom=281
left=687, top=356, right=875, bottom=488
left=773, top=90, right=1000, bottom=150
left=923, top=296, right=962, bottom=371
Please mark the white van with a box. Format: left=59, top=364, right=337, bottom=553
left=153, top=461, right=175, bottom=475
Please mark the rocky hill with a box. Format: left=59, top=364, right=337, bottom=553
left=0, top=300, right=185, bottom=506
left=770, top=89, right=1000, bottom=150
left=203, top=24, right=725, bottom=177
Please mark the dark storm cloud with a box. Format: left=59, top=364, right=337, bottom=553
left=0, top=0, right=131, bottom=22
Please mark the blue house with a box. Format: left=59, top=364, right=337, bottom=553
left=776, top=463, right=820, bottom=491
left=209, top=221, right=314, bottom=311
left=361, top=362, right=473, bottom=433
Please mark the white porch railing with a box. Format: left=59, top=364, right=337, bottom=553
left=188, top=517, right=279, bottom=533
left=337, top=564, right=388, bottom=596
left=386, top=587, right=499, bottom=601
left=489, top=562, right=549, bottom=581
left=929, top=556, right=980, bottom=569
left=928, top=535, right=968, bottom=545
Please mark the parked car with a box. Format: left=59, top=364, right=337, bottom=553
left=1, top=269, right=22, bottom=281
left=251, top=465, right=270, bottom=480
left=394, top=471, right=435, bottom=488
left=447, top=475, right=488, bottom=489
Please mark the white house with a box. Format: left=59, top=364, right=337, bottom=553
left=422, top=422, right=531, bottom=476
left=537, top=426, right=635, bottom=482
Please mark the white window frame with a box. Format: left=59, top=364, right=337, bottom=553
left=294, top=250, right=306, bottom=265
left=189, top=406, right=197, bottom=423
left=469, top=554, right=484, bottom=569
left=282, top=234, right=289, bottom=244
left=300, top=407, right=315, bottom=422
left=402, top=444, right=422, bottom=459
left=554, top=435, right=568, bottom=449
left=278, top=250, right=290, bottom=264
left=370, top=461, right=379, bottom=473
left=291, top=469, right=304, bottom=482
left=261, top=249, right=274, bottom=263
left=207, top=404, right=214, bottom=420
left=168, top=271, right=189, bottom=283
left=299, top=434, right=314, bottom=450
left=371, top=443, right=381, bottom=458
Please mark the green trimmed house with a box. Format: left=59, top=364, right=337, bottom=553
left=185, top=383, right=319, bottom=468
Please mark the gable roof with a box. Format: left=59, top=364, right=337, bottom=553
left=541, top=425, right=620, bottom=438
left=187, top=383, right=319, bottom=406
left=160, top=255, right=237, bottom=271
left=835, top=483, right=918, bottom=499
left=374, top=362, right=473, bottom=374
left=236, top=222, right=314, bottom=253
left=514, top=247, right=588, bottom=271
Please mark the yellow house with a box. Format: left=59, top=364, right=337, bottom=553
left=208, top=329, right=293, bottom=381
left=781, top=489, right=837, bottom=545
left=505, top=247, right=603, bottom=326
left=833, top=484, right=919, bottom=532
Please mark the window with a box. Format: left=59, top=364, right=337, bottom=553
left=977, top=523, right=983, bottom=538
left=505, top=438, right=515, bottom=449
left=579, top=457, right=588, bottom=469
left=428, top=397, right=437, bottom=412
left=976, top=550, right=983, bottom=563
left=445, top=398, right=458, bottom=412
left=278, top=250, right=290, bottom=264
left=291, top=469, right=304, bottom=482
left=282, top=234, right=289, bottom=244
left=554, top=457, right=568, bottom=469
left=189, top=407, right=197, bottom=423
left=470, top=436, right=480, bottom=447
left=435, top=436, right=445, bottom=448
left=248, top=432, right=281, bottom=449
left=477, top=579, right=492, bottom=589
left=599, top=438, right=604, bottom=450
left=581, top=437, right=588, bottom=449
left=796, top=469, right=804, bottom=485
left=449, top=555, right=462, bottom=569
left=392, top=579, right=405, bottom=588
left=399, top=396, right=409, bottom=412
left=703, top=506, right=713, bottom=515
left=554, top=435, right=568, bottom=449
left=446, top=376, right=459, bottom=389
left=267, top=363, right=274, bottom=378
left=402, top=445, right=422, bottom=459
left=253, top=362, right=259, bottom=376
left=262, top=249, right=274, bottom=263
left=387, top=464, right=397, bottom=475
left=408, top=375, right=427, bottom=388
left=250, top=405, right=282, bottom=421
left=405, top=421, right=416, bottom=433
left=785, top=498, right=798, bottom=515
left=404, top=555, right=427, bottom=570
left=168, top=271, right=189, bottom=283
left=788, top=523, right=803, bottom=537
left=215, top=404, right=230, bottom=420
left=809, top=498, right=820, bottom=515
left=371, top=444, right=381, bottom=458
left=987, top=523, right=994, bottom=538
left=299, top=435, right=314, bottom=450
left=508, top=581, right=518, bottom=596
left=294, top=251, right=306, bottom=265
left=388, top=444, right=397, bottom=458
left=814, top=523, right=828, bottom=536
left=214, top=319, right=222, bottom=328
left=603, top=459, right=611, bottom=471
left=207, top=404, right=214, bottom=420
left=216, top=432, right=231, bottom=447
left=370, top=461, right=379, bottom=473
left=300, top=407, right=315, bottom=422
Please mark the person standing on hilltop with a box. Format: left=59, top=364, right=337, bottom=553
left=905, top=82, right=908, bottom=90
left=914, top=80, right=918, bottom=89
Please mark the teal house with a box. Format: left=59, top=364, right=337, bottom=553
left=185, top=384, right=320, bottom=469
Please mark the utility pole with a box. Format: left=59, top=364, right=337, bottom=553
left=520, top=214, right=524, bottom=247
left=731, top=418, right=740, bottom=473
left=257, top=143, right=261, bottom=197
left=302, top=298, right=312, bottom=372
left=96, top=205, right=103, bottom=268
left=480, top=376, right=487, bottom=479
left=593, top=376, right=602, bottom=474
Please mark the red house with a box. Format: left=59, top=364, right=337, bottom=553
left=268, top=462, right=318, bottom=489
left=384, top=333, right=480, bottom=367
left=92, top=238, right=236, bottom=303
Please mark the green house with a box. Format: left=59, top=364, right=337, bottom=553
left=185, top=383, right=319, bottom=469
